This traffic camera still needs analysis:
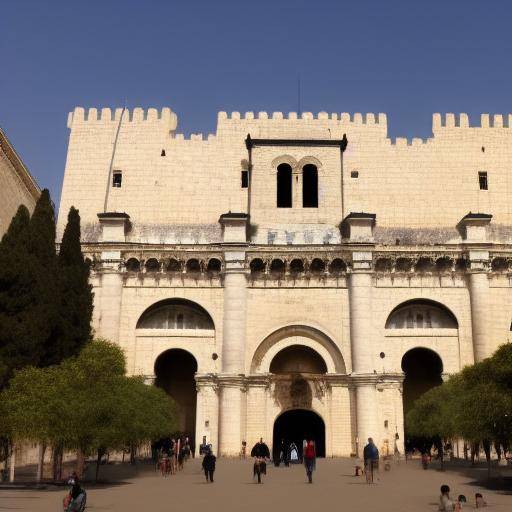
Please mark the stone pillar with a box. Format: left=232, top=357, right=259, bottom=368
left=195, top=375, right=219, bottom=454
left=460, top=213, right=492, bottom=362
left=245, top=376, right=269, bottom=450
left=329, top=379, right=352, bottom=456
left=345, top=212, right=377, bottom=456
left=218, top=213, right=249, bottom=456
left=96, top=212, right=130, bottom=343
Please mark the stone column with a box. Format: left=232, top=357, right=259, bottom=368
left=460, top=213, right=492, bottom=362
left=345, top=212, right=377, bottom=456
left=195, top=375, right=219, bottom=454
left=218, top=213, right=249, bottom=456
left=96, top=212, right=130, bottom=343
left=328, top=379, right=352, bottom=456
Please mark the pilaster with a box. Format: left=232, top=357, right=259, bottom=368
left=195, top=374, right=220, bottom=454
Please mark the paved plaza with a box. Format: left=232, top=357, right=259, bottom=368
left=1, top=458, right=510, bottom=512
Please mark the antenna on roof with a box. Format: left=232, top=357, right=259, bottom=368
left=297, top=74, right=302, bottom=116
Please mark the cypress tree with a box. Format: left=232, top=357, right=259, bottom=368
left=58, top=207, right=93, bottom=357
left=26, top=189, right=62, bottom=367
left=0, top=205, right=37, bottom=388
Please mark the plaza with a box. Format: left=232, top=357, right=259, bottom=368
left=1, top=458, right=510, bottom=512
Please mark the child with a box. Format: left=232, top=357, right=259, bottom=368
left=202, top=449, right=216, bottom=483
left=439, top=485, right=454, bottom=511
left=475, top=493, right=487, bottom=508
left=454, top=495, right=466, bottom=511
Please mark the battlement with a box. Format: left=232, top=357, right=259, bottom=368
left=390, top=137, right=428, bottom=147
left=217, top=111, right=387, bottom=126
left=433, top=113, right=512, bottom=130
left=67, top=107, right=178, bottom=130
left=173, top=133, right=216, bottom=142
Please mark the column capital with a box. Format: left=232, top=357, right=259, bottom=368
left=459, top=212, right=492, bottom=243
left=245, top=374, right=271, bottom=388
left=217, top=373, right=247, bottom=389
left=219, top=212, right=250, bottom=244
left=342, top=212, right=376, bottom=242
left=97, top=211, right=131, bottom=242
left=351, top=250, right=374, bottom=272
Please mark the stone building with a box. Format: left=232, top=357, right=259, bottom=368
left=0, top=127, right=40, bottom=236
left=58, top=107, right=512, bottom=457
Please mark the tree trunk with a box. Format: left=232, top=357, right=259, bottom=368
left=8, top=445, right=15, bottom=483
left=130, top=443, right=136, bottom=464
left=95, top=449, right=104, bottom=482
left=482, top=440, right=491, bottom=481
left=76, top=449, right=85, bottom=480
left=36, top=443, right=46, bottom=482
left=52, top=445, right=61, bottom=482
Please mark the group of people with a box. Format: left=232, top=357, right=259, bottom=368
left=156, top=436, right=193, bottom=477
left=251, top=437, right=317, bottom=483
left=439, top=485, right=487, bottom=511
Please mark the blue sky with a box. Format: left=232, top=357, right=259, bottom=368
left=1, top=0, right=511, bottom=205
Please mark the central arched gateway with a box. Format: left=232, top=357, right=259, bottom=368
left=273, top=409, right=325, bottom=458
left=154, top=348, right=198, bottom=440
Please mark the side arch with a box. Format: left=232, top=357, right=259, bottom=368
left=251, top=325, right=346, bottom=374
left=271, top=154, right=298, bottom=171
left=297, top=156, right=323, bottom=169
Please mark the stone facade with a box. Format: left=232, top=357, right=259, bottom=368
left=0, top=127, right=40, bottom=236
left=58, top=108, right=512, bottom=457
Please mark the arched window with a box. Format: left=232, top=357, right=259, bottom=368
left=277, top=163, right=292, bottom=208
left=302, top=164, right=318, bottom=207
left=386, top=300, right=457, bottom=329
left=137, top=299, right=214, bottom=330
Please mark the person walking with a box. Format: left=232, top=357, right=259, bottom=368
left=202, top=449, right=216, bottom=483
left=363, top=437, right=379, bottom=484
left=303, top=439, right=316, bottom=483
left=251, top=438, right=270, bottom=484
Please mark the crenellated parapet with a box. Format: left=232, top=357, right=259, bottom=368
left=67, top=106, right=178, bottom=131
left=433, top=113, right=512, bottom=131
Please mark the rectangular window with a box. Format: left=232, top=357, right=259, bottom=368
left=351, top=170, right=359, bottom=178
left=241, top=170, right=248, bottom=188
left=478, top=171, right=488, bottom=190
left=112, top=170, right=122, bottom=188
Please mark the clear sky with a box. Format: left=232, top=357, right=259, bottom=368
left=1, top=0, right=511, bottom=206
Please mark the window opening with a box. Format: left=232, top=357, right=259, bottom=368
left=351, top=170, right=359, bottom=178
left=479, top=171, right=488, bottom=190
left=241, top=170, right=248, bottom=188
left=161, top=149, right=166, bottom=156
left=112, top=170, right=122, bottom=188
left=302, top=164, right=318, bottom=207
left=277, top=164, right=292, bottom=207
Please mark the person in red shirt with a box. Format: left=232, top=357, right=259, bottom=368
left=303, top=439, right=316, bottom=483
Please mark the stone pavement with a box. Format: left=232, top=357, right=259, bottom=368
left=0, top=458, right=510, bottom=512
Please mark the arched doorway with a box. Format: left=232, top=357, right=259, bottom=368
left=273, top=409, right=325, bottom=459
left=154, top=349, right=198, bottom=442
left=401, top=347, right=443, bottom=451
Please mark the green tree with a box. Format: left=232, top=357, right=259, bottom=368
left=0, top=205, right=37, bottom=389
left=58, top=207, right=93, bottom=358
left=27, top=189, right=62, bottom=367
left=1, top=339, right=178, bottom=482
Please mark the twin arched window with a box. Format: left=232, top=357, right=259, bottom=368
left=277, top=163, right=318, bottom=208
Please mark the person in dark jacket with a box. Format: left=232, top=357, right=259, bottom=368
left=363, top=438, right=379, bottom=484
left=251, top=438, right=270, bottom=483
left=202, top=449, right=216, bottom=483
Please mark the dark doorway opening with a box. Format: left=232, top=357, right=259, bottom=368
left=277, top=163, right=292, bottom=208
left=402, top=347, right=443, bottom=452
left=273, top=409, right=325, bottom=460
left=154, top=349, right=198, bottom=446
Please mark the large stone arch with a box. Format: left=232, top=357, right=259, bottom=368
left=384, top=298, right=459, bottom=330
left=251, top=325, right=346, bottom=374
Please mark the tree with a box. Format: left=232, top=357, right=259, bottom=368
left=1, top=339, right=178, bottom=482
left=57, top=207, right=93, bottom=359
left=26, top=189, right=62, bottom=367
left=0, top=205, right=37, bottom=389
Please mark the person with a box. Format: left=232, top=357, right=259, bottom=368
left=251, top=438, right=270, bottom=484
left=475, top=493, right=487, bottom=508
left=199, top=436, right=208, bottom=456
left=63, top=478, right=86, bottom=512
left=421, top=452, right=429, bottom=469
left=439, top=485, right=454, bottom=511
left=303, top=439, right=316, bottom=483
left=202, top=448, right=216, bottom=483
left=454, top=495, right=466, bottom=511
left=363, top=438, right=379, bottom=484
left=240, top=440, right=247, bottom=459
